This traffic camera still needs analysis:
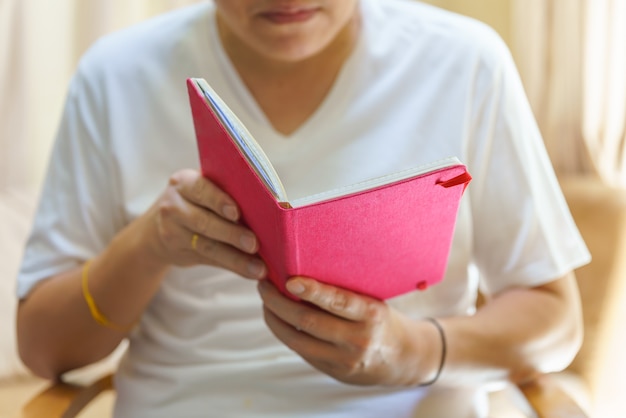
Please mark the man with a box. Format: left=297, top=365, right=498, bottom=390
left=17, top=1, right=589, bottom=416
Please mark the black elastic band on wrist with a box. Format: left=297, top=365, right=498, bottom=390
left=420, top=317, right=447, bottom=386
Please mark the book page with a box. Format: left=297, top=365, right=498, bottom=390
left=290, top=156, right=463, bottom=208
left=193, top=78, right=288, bottom=203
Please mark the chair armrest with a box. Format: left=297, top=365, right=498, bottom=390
left=16, top=374, right=113, bottom=418
left=518, top=374, right=589, bottom=418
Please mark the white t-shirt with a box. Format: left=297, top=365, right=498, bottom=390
left=18, top=0, right=590, bottom=417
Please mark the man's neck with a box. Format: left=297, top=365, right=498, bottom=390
left=216, top=14, right=361, bottom=135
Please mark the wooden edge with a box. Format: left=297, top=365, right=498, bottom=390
left=16, top=371, right=589, bottom=417
left=18, top=374, right=113, bottom=418
left=518, top=374, right=589, bottom=418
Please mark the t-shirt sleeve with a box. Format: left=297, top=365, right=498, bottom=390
left=466, top=37, right=591, bottom=295
left=17, top=68, right=126, bottom=299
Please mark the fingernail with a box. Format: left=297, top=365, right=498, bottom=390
left=248, top=259, right=266, bottom=278
left=240, top=233, right=257, bottom=253
left=286, top=281, right=305, bottom=295
left=222, top=204, right=238, bottom=221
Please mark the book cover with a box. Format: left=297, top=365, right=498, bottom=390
left=187, top=78, right=471, bottom=300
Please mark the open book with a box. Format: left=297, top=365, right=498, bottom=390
left=187, top=78, right=472, bottom=300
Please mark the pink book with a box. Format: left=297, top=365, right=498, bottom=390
left=187, top=78, right=471, bottom=300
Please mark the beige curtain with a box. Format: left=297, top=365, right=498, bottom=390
left=583, top=0, right=626, bottom=187
left=0, top=0, right=202, bottom=196
left=512, top=0, right=626, bottom=187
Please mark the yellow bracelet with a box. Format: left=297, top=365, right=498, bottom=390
left=81, top=259, right=135, bottom=333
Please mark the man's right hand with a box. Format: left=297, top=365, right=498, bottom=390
left=140, top=168, right=266, bottom=279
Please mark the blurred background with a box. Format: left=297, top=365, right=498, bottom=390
left=0, top=0, right=624, bottom=417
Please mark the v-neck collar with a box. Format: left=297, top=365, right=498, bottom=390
left=205, top=5, right=368, bottom=142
